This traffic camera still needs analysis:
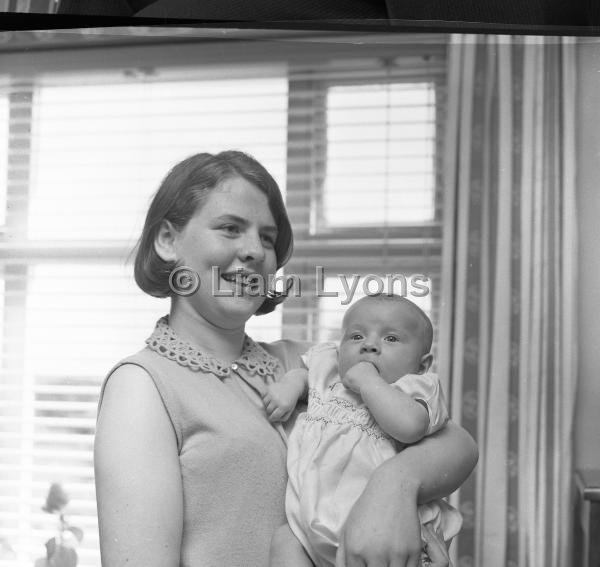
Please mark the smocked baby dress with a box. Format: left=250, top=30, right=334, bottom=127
left=285, top=342, right=463, bottom=567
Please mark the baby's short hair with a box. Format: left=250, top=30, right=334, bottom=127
left=343, top=294, right=433, bottom=355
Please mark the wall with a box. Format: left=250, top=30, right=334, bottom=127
left=575, top=39, right=600, bottom=469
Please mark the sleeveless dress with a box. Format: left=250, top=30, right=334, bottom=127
left=285, top=342, right=463, bottom=567
left=98, top=316, right=309, bottom=567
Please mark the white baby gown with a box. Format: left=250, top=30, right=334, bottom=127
left=285, top=342, right=462, bottom=567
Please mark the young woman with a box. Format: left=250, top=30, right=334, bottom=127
left=94, top=150, right=478, bottom=567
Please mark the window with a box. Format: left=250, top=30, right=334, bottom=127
left=0, top=65, right=288, bottom=566
left=0, top=34, right=446, bottom=565
left=29, top=77, right=288, bottom=240
left=322, top=81, right=437, bottom=228
left=283, top=54, right=445, bottom=356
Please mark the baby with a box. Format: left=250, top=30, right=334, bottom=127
left=263, top=293, right=462, bottom=567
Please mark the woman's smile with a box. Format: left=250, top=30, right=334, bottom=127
left=220, top=268, right=266, bottom=294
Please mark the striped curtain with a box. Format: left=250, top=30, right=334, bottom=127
left=438, top=35, right=577, bottom=567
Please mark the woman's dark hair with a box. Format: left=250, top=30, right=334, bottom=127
left=133, top=150, right=293, bottom=315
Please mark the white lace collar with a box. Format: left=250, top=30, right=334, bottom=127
left=145, top=316, right=280, bottom=379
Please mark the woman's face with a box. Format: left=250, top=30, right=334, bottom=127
left=169, top=176, right=279, bottom=329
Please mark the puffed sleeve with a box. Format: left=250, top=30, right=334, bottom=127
left=301, top=341, right=338, bottom=367
left=391, top=373, right=449, bottom=436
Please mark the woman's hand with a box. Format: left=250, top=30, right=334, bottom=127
left=337, top=468, right=422, bottom=567
left=337, top=509, right=452, bottom=567
left=335, top=421, right=475, bottom=567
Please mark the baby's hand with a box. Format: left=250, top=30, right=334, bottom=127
left=262, top=380, right=302, bottom=423
left=342, top=361, right=383, bottom=394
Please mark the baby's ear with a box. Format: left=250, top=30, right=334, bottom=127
left=418, top=353, right=433, bottom=374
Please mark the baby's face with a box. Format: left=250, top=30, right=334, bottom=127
left=338, top=299, right=428, bottom=384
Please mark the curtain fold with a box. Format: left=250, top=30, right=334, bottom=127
left=441, top=35, right=577, bottom=567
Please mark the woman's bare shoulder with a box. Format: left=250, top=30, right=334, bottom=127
left=95, top=364, right=183, bottom=566
left=100, top=363, right=159, bottom=408
left=97, top=363, right=175, bottom=442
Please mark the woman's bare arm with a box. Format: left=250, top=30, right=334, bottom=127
left=94, top=364, right=183, bottom=567
left=388, top=420, right=478, bottom=503
left=340, top=421, right=477, bottom=566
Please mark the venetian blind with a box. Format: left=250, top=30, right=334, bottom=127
left=0, top=35, right=447, bottom=566
left=283, top=54, right=446, bottom=343
left=0, top=63, right=288, bottom=567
